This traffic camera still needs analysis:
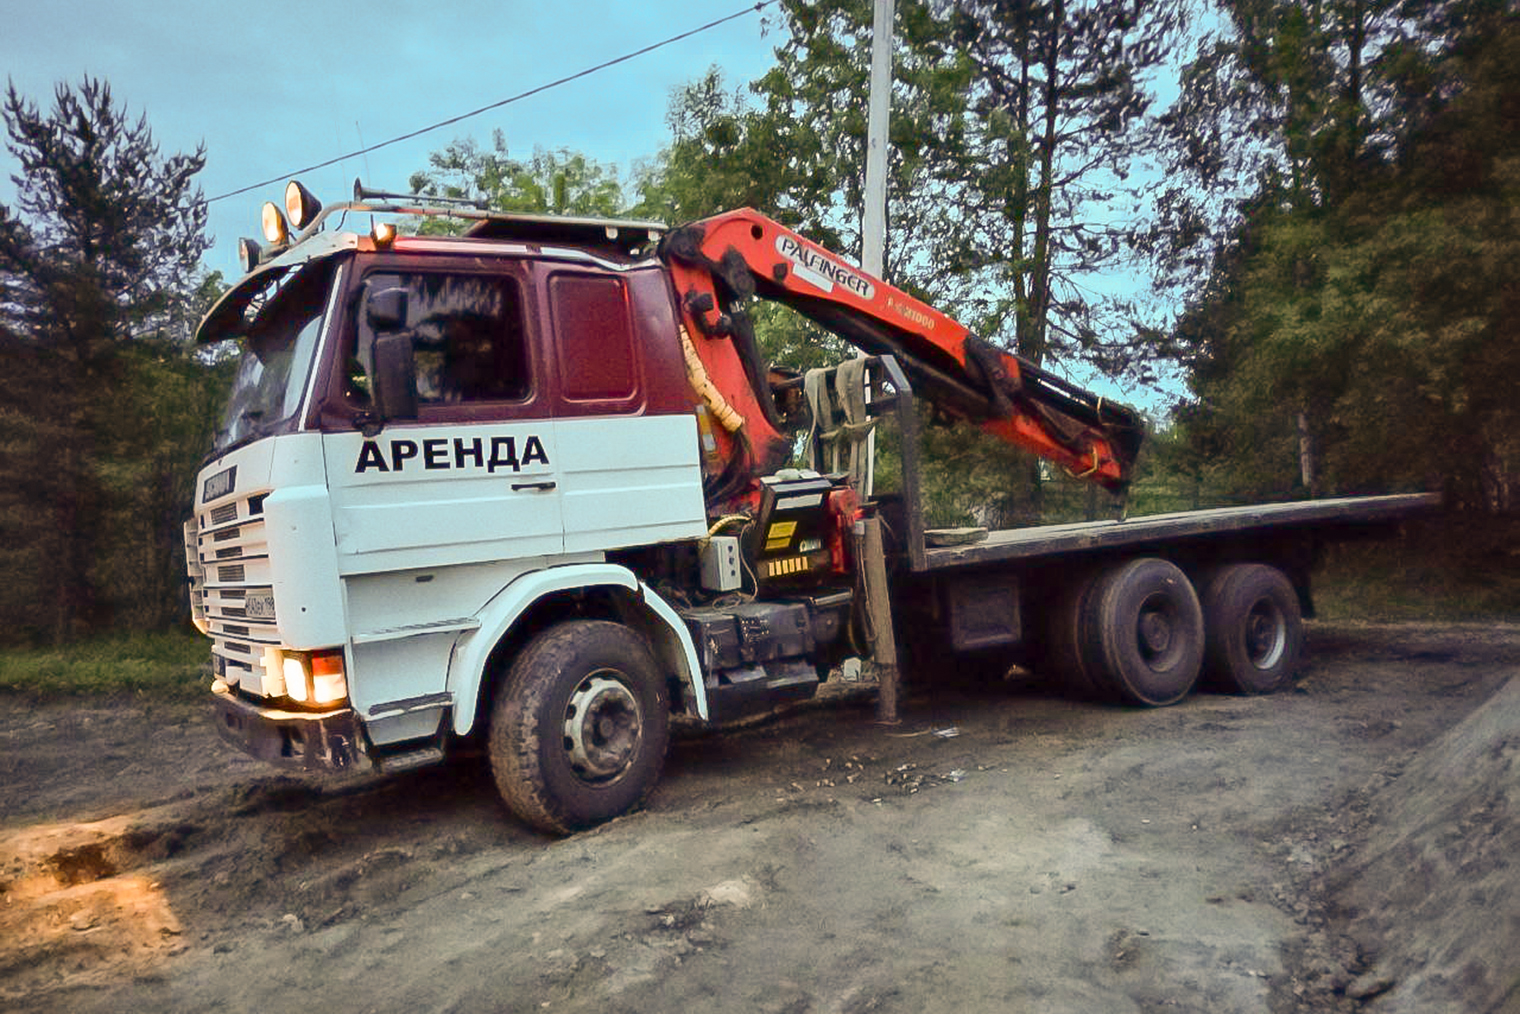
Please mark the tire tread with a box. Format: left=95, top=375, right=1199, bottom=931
left=489, top=620, right=668, bottom=835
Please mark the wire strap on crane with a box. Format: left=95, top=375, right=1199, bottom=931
left=804, top=361, right=876, bottom=490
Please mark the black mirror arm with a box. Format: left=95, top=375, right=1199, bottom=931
left=352, top=410, right=384, bottom=438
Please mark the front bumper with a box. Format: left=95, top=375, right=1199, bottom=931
left=211, top=685, right=371, bottom=772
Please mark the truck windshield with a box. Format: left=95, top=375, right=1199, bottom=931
left=213, top=260, right=337, bottom=454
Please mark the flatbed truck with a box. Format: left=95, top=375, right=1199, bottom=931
left=186, top=180, right=1437, bottom=833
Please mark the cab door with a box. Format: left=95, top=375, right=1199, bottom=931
left=544, top=269, right=707, bottom=555
left=321, top=262, right=565, bottom=574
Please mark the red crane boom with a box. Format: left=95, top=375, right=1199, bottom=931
left=659, top=208, right=1142, bottom=494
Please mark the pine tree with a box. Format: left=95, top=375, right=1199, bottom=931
left=0, top=77, right=212, bottom=643
left=1161, top=0, right=1520, bottom=508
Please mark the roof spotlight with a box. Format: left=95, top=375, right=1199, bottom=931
left=236, top=237, right=263, bottom=274
left=285, top=180, right=323, bottom=230
left=261, top=202, right=290, bottom=246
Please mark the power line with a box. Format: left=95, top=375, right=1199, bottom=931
left=203, top=1, right=775, bottom=206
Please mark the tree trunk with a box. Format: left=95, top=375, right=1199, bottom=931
left=1011, top=20, right=1032, bottom=354
left=1024, top=0, right=1063, bottom=367
left=1297, top=410, right=1319, bottom=497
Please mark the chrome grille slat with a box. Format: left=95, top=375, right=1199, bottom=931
left=190, top=485, right=278, bottom=699
left=183, top=518, right=207, bottom=630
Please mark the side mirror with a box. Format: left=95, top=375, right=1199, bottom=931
left=371, top=333, right=417, bottom=421
left=366, top=286, right=409, bottom=332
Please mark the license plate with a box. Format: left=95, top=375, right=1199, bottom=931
left=245, top=591, right=276, bottom=620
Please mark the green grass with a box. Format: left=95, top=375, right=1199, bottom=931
left=0, top=629, right=211, bottom=700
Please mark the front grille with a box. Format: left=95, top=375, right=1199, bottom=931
left=183, top=519, right=205, bottom=630
left=188, top=481, right=277, bottom=697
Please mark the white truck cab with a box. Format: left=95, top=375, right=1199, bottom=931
left=189, top=191, right=732, bottom=831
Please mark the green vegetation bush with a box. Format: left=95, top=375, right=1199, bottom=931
left=1315, top=515, right=1520, bottom=621
left=0, top=629, right=210, bottom=699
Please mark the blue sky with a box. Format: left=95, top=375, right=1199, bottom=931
left=3, top=1, right=1185, bottom=407
left=3, top=0, right=783, bottom=279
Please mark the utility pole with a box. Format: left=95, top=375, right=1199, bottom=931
left=861, top=0, right=893, bottom=278
left=859, top=0, right=900, bottom=727
left=859, top=0, right=893, bottom=499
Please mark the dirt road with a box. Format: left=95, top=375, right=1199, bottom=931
left=3, top=620, right=1516, bottom=1014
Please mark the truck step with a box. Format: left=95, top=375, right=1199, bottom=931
left=378, top=746, right=445, bottom=773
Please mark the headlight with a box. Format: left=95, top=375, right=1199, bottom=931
left=285, top=180, right=323, bottom=230
left=261, top=202, right=290, bottom=245
left=282, top=656, right=309, bottom=701
left=237, top=237, right=262, bottom=274
left=264, top=647, right=347, bottom=706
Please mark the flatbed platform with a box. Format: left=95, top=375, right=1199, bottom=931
left=918, top=493, right=1440, bottom=571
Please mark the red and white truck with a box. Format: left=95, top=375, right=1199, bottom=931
left=186, top=180, right=1434, bottom=833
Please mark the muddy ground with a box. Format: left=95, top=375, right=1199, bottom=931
left=2, top=620, right=1517, bottom=1014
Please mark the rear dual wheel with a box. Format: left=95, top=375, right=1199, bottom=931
left=1199, top=564, right=1303, bottom=694
left=1043, top=558, right=1303, bottom=705
left=1044, top=557, right=1205, bottom=707
left=1080, top=557, right=1205, bottom=706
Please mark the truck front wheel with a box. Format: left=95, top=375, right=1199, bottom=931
left=1199, top=564, right=1303, bottom=694
left=489, top=620, right=670, bottom=835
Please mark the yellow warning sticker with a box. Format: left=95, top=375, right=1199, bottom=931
left=765, top=519, right=798, bottom=553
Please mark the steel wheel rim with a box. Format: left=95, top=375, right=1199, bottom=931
left=562, top=671, right=642, bottom=783
left=1135, top=592, right=1182, bottom=670
left=1244, top=599, right=1288, bottom=670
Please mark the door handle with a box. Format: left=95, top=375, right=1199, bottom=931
left=510, top=480, right=557, bottom=492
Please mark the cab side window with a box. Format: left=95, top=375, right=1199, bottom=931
left=360, top=272, right=529, bottom=405
left=550, top=273, right=636, bottom=402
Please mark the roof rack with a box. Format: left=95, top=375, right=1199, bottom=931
left=325, top=179, right=667, bottom=254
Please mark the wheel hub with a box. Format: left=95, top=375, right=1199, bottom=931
left=1139, top=609, right=1173, bottom=654
left=1244, top=601, right=1287, bottom=668
left=563, top=672, right=642, bottom=782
